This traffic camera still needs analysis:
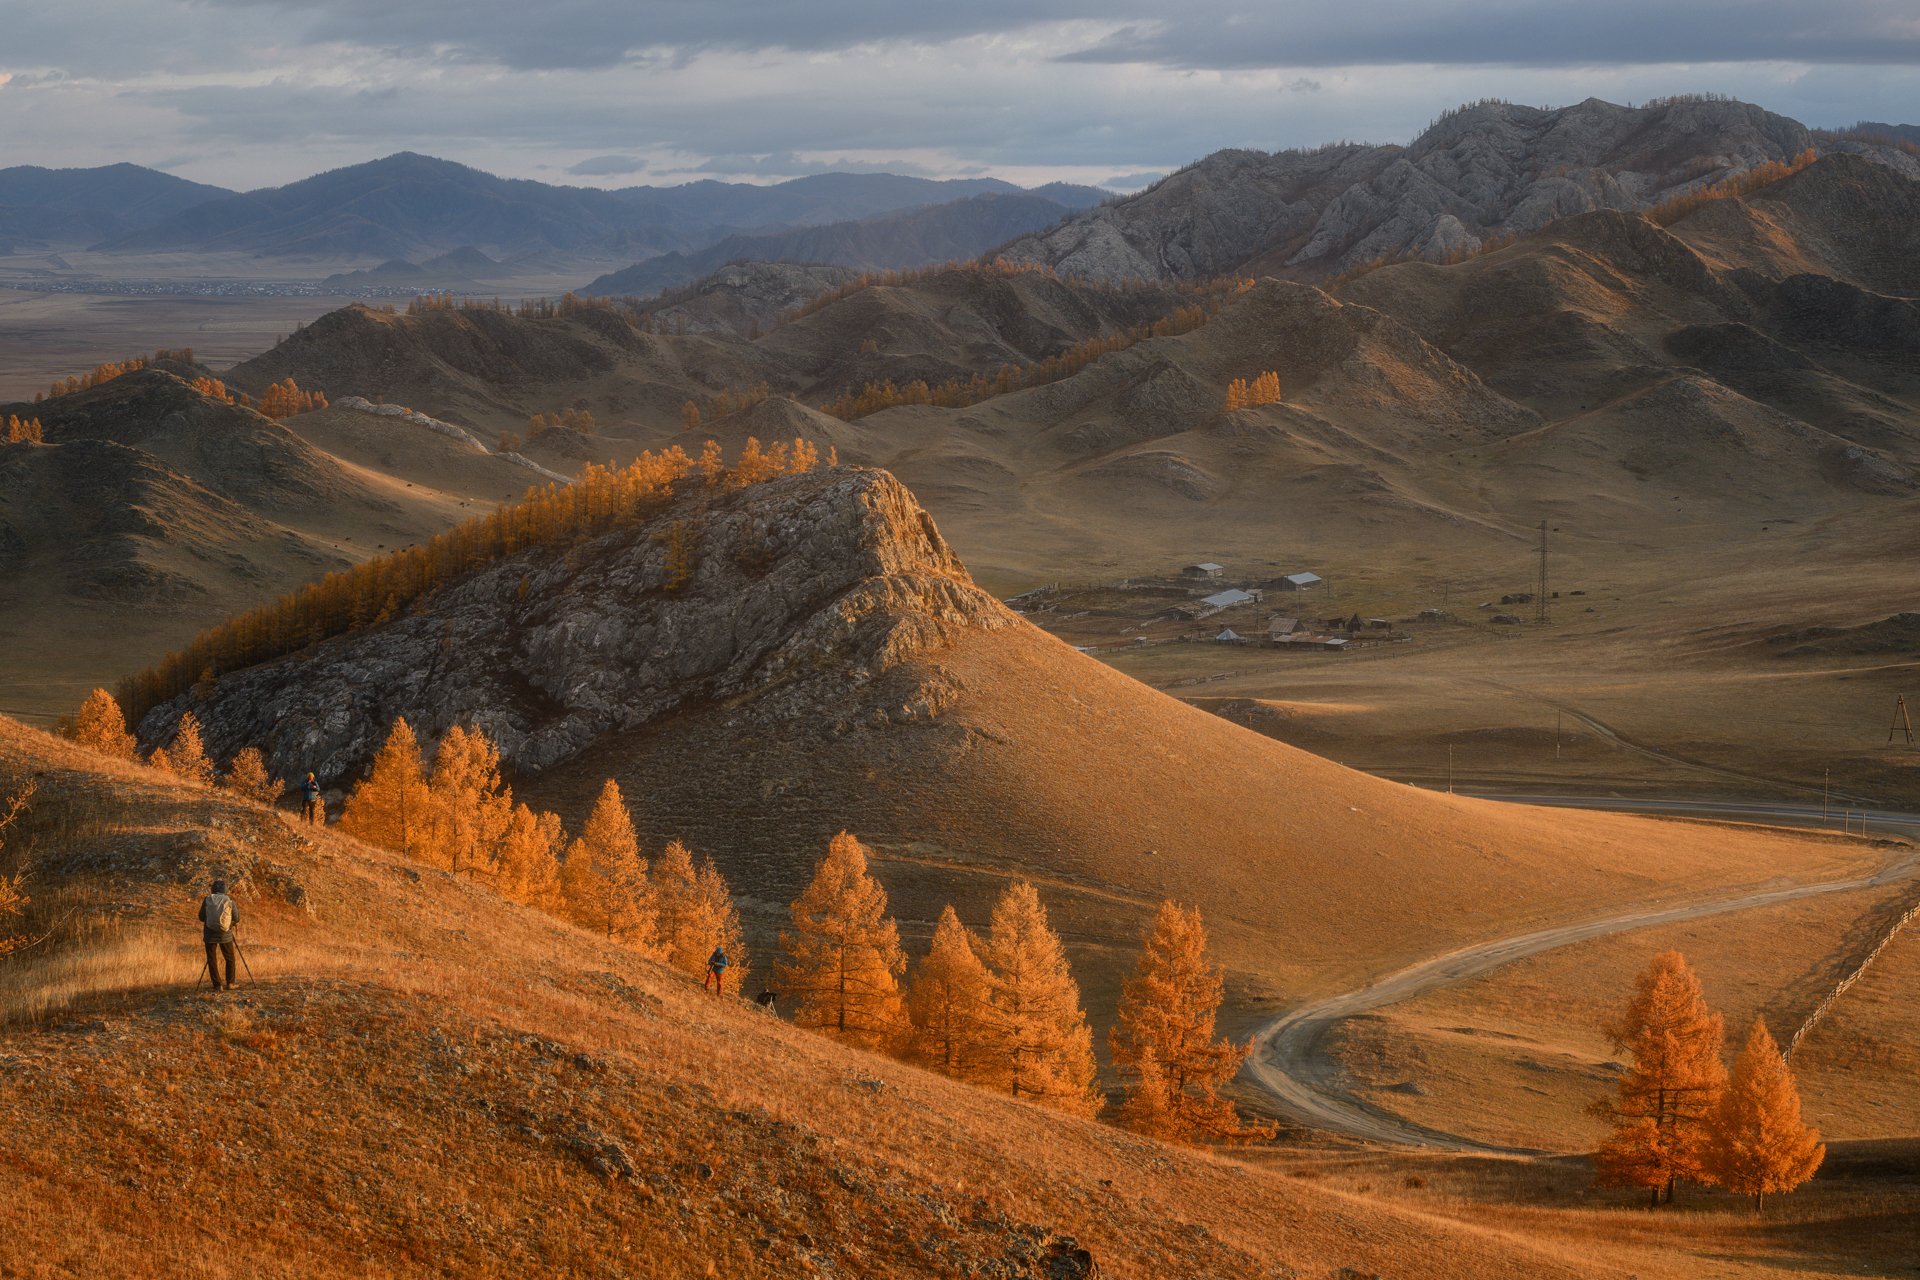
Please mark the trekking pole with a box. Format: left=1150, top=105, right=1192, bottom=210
left=201, top=953, right=215, bottom=989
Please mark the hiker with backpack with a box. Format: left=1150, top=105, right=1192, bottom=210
left=705, top=945, right=729, bottom=995
left=301, top=773, right=322, bottom=825
left=199, top=878, right=242, bottom=991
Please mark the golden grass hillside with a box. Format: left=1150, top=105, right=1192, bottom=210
left=0, top=717, right=1633, bottom=1280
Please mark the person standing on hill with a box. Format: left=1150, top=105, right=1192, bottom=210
left=301, top=773, right=323, bottom=826
left=705, top=945, right=729, bottom=995
left=199, top=878, right=241, bottom=991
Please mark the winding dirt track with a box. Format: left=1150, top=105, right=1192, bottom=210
left=1245, top=814, right=1918, bottom=1154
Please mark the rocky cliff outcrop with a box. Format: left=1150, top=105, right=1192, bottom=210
left=998, top=97, right=1917, bottom=282
left=141, top=467, right=1015, bottom=787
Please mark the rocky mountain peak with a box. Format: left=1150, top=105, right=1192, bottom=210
left=141, top=467, right=1014, bottom=786
left=996, top=95, right=1908, bottom=283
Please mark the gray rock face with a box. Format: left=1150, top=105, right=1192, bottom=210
left=141, top=468, right=1014, bottom=788
left=641, top=261, right=862, bottom=337
left=998, top=97, right=1912, bottom=281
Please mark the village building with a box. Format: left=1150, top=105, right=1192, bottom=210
left=1183, top=562, right=1226, bottom=579
left=1271, top=572, right=1322, bottom=592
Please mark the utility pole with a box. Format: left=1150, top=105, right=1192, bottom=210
left=1824, top=767, right=1830, bottom=821
left=1534, top=521, right=1550, bottom=625
left=1891, top=694, right=1915, bottom=746
left=1556, top=710, right=1562, bottom=761
left=1447, top=743, right=1455, bottom=794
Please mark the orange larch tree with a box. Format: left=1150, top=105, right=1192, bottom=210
left=907, top=904, right=998, bottom=1080
left=561, top=779, right=654, bottom=948
left=1111, top=901, right=1276, bottom=1144
left=776, top=831, right=909, bottom=1052
left=1704, top=1018, right=1824, bottom=1210
left=1593, top=949, right=1728, bottom=1205
left=340, top=718, right=432, bottom=860
left=70, top=688, right=137, bottom=759
left=978, top=881, right=1102, bottom=1117
left=223, top=747, right=281, bottom=807
left=161, top=712, right=216, bottom=787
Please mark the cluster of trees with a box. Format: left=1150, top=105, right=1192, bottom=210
left=256, top=378, right=329, bottom=420
left=38, top=357, right=148, bottom=401
left=1593, top=950, right=1824, bottom=1209
left=65, top=686, right=1271, bottom=1146
left=679, top=382, right=773, bottom=431
left=775, top=832, right=1272, bottom=1141
left=4, top=415, right=43, bottom=444
left=188, top=376, right=241, bottom=405
left=1648, top=149, right=1819, bottom=226
left=527, top=407, right=597, bottom=438
left=67, top=690, right=281, bottom=808
left=1223, top=371, right=1282, bottom=411
left=404, top=291, right=620, bottom=322
left=342, top=719, right=746, bottom=983
left=116, top=438, right=828, bottom=725
left=819, top=295, right=1238, bottom=423
left=30, top=347, right=199, bottom=403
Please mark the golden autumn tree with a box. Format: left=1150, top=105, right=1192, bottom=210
left=561, top=779, right=654, bottom=948
left=340, top=718, right=432, bottom=861
left=70, top=688, right=137, bottom=759
left=1593, top=949, right=1728, bottom=1205
left=978, top=881, right=1102, bottom=1117
left=1223, top=378, right=1249, bottom=412
left=681, top=401, right=702, bottom=432
left=497, top=804, right=565, bottom=912
left=422, top=725, right=515, bottom=877
left=223, top=748, right=281, bottom=807
left=907, top=904, right=998, bottom=1079
left=1111, top=901, right=1276, bottom=1144
left=162, top=712, right=216, bottom=787
left=776, top=831, right=909, bottom=1052
left=1704, top=1019, right=1824, bottom=1210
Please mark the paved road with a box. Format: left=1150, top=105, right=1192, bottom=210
left=1244, top=795, right=1920, bottom=1153
left=1468, top=793, right=1920, bottom=838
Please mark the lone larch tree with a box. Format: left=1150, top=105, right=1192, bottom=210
left=776, top=831, right=909, bottom=1052
left=70, top=689, right=136, bottom=759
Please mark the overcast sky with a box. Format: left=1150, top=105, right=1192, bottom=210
left=1, top=0, right=1916, bottom=191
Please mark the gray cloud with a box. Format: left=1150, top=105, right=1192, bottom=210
left=2, top=1, right=1917, bottom=192
left=1059, top=2, right=1920, bottom=69
left=174, top=0, right=1920, bottom=73
left=566, top=154, right=648, bottom=175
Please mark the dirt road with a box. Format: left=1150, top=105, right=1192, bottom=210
left=1245, top=825, right=1918, bottom=1153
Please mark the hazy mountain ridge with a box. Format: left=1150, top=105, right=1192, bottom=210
left=581, top=192, right=1086, bottom=299
left=86, top=153, right=1109, bottom=263
left=0, top=162, right=235, bottom=249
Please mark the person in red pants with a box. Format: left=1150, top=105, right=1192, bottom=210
left=704, top=946, right=729, bottom=995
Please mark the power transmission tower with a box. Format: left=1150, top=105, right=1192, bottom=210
left=1534, top=521, right=1550, bottom=624
left=1892, top=694, right=1916, bottom=746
